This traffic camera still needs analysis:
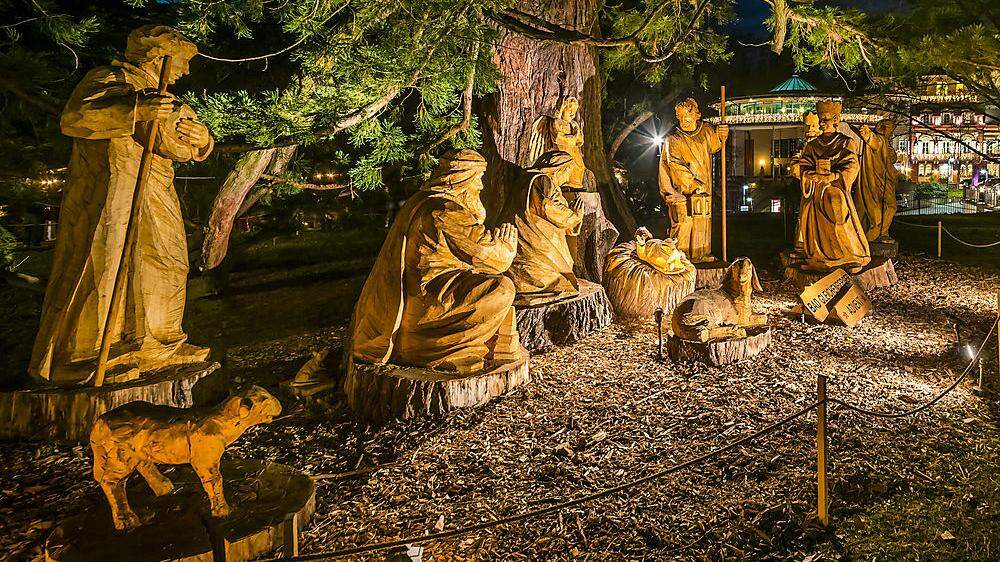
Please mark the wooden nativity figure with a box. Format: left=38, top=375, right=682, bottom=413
left=603, top=227, right=696, bottom=320
left=499, top=150, right=585, bottom=306
left=91, top=386, right=282, bottom=530
left=31, top=25, right=214, bottom=385
left=348, top=149, right=522, bottom=373
left=658, top=98, right=729, bottom=263
left=790, top=100, right=871, bottom=273
left=671, top=258, right=766, bottom=343
left=853, top=119, right=898, bottom=243
left=528, top=97, right=593, bottom=191
left=790, top=111, right=822, bottom=259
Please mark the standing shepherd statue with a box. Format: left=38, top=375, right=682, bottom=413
left=658, top=98, right=729, bottom=263
left=30, top=25, right=214, bottom=384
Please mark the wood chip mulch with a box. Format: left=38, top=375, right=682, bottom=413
left=1, top=255, right=998, bottom=561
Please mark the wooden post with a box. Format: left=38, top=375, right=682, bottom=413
left=283, top=512, right=300, bottom=556
left=720, top=85, right=728, bottom=263
left=816, top=374, right=829, bottom=527
left=94, top=56, right=172, bottom=387
left=937, top=221, right=942, bottom=258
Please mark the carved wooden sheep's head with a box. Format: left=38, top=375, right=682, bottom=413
left=222, top=385, right=282, bottom=426
left=723, top=258, right=762, bottom=296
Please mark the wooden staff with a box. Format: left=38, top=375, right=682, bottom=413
left=720, top=85, right=728, bottom=263
left=94, top=55, right=172, bottom=387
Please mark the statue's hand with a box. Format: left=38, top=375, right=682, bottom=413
left=716, top=123, right=729, bottom=142
left=176, top=119, right=211, bottom=149
left=570, top=197, right=585, bottom=214
left=136, top=92, right=175, bottom=122
left=859, top=125, right=874, bottom=143
left=495, top=223, right=518, bottom=250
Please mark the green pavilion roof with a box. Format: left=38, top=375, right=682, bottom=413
left=770, top=75, right=817, bottom=93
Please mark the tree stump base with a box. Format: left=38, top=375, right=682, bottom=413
left=870, top=238, right=898, bottom=259
left=694, top=260, right=730, bottom=289
left=781, top=252, right=897, bottom=292
left=668, top=326, right=772, bottom=366
left=515, top=280, right=613, bottom=351
left=45, top=459, right=315, bottom=562
left=344, top=348, right=530, bottom=422
left=0, top=362, right=223, bottom=443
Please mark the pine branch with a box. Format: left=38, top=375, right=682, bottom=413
left=0, top=76, right=61, bottom=116
left=416, top=41, right=479, bottom=156
left=486, top=0, right=711, bottom=64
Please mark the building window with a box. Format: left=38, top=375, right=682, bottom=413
left=942, top=113, right=953, bottom=124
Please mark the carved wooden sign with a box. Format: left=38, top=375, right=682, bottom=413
left=798, top=269, right=851, bottom=323
left=830, top=282, right=872, bottom=327
left=799, top=269, right=871, bottom=326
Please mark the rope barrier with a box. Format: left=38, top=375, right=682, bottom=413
left=831, top=318, right=998, bottom=418
left=893, top=219, right=938, bottom=229
left=264, top=401, right=821, bottom=561
left=942, top=227, right=1000, bottom=248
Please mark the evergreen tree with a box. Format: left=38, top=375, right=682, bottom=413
left=2, top=0, right=886, bottom=267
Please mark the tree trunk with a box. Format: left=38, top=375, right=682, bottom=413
left=199, top=145, right=297, bottom=271
left=480, top=0, right=636, bottom=235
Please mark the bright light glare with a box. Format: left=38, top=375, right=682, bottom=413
left=653, top=135, right=664, bottom=146
left=965, top=344, right=975, bottom=359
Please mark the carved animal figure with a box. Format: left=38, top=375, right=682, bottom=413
left=90, top=386, right=282, bottom=530
left=671, top=258, right=766, bottom=342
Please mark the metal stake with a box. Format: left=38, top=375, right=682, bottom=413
left=817, top=374, right=829, bottom=527
left=654, top=308, right=664, bottom=362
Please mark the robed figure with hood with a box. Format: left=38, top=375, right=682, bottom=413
left=348, top=149, right=522, bottom=373
left=499, top=151, right=585, bottom=306
left=31, top=25, right=214, bottom=385
left=853, top=119, right=898, bottom=242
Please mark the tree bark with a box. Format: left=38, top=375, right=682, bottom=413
left=480, top=0, right=636, bottom=235
left=199, top=146, right=297, bottom=271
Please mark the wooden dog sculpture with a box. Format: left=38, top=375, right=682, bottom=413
left=90, top=386, right=282, bottom=530
left=671, top=258, right=766, bottom=342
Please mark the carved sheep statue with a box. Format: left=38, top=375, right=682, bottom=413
left=671, top=258, right=766, bottom=342
left=90, top=385, right=282, bottom=530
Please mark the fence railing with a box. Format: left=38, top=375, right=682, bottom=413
left=257, top=315, right=1000, bottom=562
left=894, top=218, right=1000, bottom=257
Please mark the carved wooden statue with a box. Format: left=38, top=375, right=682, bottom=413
left=31, top=25, right=213, bottom=385
left=790, top=111, right=822, bottom=259
left=634, top=227, right=688, bottom=275
left=349, top=149, right=521, bottom=373
left=790, top=100, right=870, bottom=273
left=658, top=98, right=728, bottom=263
left=499, top=150, right=585, bottom=306
left=529, top=97, right=591, bottom=190
left=90, top=386, right=282, bottom=530
left=603, top=227, right=696, bottom=320
left=671, top=258, right=765, bottom=342
left=854, top=119, right=898, bottom=242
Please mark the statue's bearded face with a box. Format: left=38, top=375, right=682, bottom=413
left=818, top=112, right=839, bottom=134
left=676, top=106, right=700, bottom=132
